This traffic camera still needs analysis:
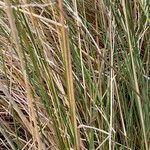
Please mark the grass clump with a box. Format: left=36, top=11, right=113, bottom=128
left=0, top=0, right=149, bottom=149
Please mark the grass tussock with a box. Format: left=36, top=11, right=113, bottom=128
left=0, top=0, right=149, bottom=149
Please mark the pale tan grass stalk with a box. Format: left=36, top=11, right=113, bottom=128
left=122, top=1, right=148, bottom=149
left=4, top=0, right=42, bottom=149
left=96, top=136, right=109, bottom=150
left=109, top=4, right=115, bottom=149
left=21, top=138, right=32, bottom=150
left=78, top=124, right=109, bottom=135
left=0, top=2, right=56, bottom=8
left=58, top=1, right=79, bottom=149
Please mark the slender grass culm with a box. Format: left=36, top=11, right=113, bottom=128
left=0, top=0, right=149, bottom=149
